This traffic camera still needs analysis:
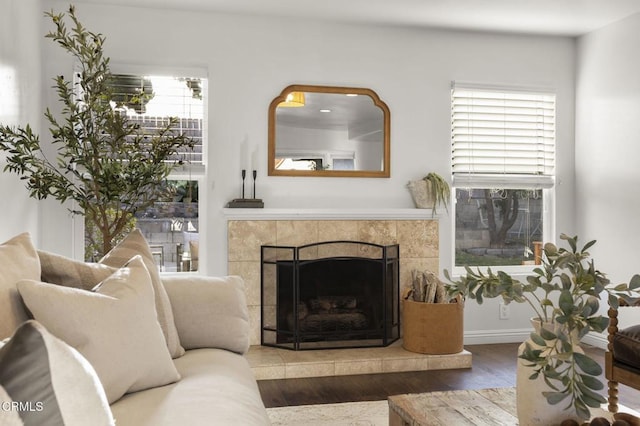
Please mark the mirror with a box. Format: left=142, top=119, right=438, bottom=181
left=268, top=85, right=390, bottom=177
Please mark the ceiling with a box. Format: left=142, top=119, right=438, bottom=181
left=73, top=0, right=640, bottom=36
left=276, top=92, right=383, bottom=132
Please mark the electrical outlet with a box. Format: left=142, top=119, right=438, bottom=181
left=499, top=302, right=510, bottom=320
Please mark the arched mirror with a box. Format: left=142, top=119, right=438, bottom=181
left=268, top=85, right=390, bottom=177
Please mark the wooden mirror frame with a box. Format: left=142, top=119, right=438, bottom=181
left=268, top=84, right=390, bottom=178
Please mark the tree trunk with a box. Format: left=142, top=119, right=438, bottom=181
left=484, top=189, right=520, bottom=248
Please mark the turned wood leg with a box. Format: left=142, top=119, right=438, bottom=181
left=608, top=380, right=619, bottom=413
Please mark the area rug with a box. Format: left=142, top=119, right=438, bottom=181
left=266, top=400, right=389, bottom=426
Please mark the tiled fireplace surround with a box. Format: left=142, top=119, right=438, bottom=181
left=225, top=209, right=471, bottom=380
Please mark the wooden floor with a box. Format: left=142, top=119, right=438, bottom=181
left=258, top=343, right=640, bottom=411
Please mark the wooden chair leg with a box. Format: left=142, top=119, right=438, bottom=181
left=608, top=380, right=619, bottom=413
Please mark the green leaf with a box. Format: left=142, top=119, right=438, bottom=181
left=586, top=316, right=608, bottom=333
left=544, top=242, right=558, bottom=256
left=559, top=290, right=574, bottom=315
left=582, top=296, right=599, bottom=317
left=560, top=273, right=572, bottom=290
left=630, top=274, right=640, bottom=290
left=574, top=399, right=590, bottom=421
left=573, top=352, right=602, bottom=376
left=609, top=294, right=619, bottom=309
left=576, top=382, right=607, bottom=407
left=581, top=239, right=596, bottom=252
left=543, top=391, right=568, bottom=405
left=579, top=374, right=604, bottom=391
left=539, top=326, right=557, bottom=340
left=530, top=332, right=546, bottom=346
left=560, top=234, right=578, bottom=252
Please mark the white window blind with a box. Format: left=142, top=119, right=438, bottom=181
left=451, top=85, right=555, bottom=189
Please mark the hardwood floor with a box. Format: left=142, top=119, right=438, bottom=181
left=258, top=343, right=640, bottom=411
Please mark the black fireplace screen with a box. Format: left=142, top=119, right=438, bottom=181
left=261, top=241, right=400, bottom=350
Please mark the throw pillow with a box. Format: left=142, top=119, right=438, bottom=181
left=0, top=320, right=113, bottom=426
left=38, top=250, right=117, bottom=290
left=162, top=275, right=250, bottom=354
left=99, top=229, right=185, bottom=358
left=0, top=385, right=25, bottom=426
left=17, top=256, right=181, bottom=404
left=0, top=233, right=41, bottom=339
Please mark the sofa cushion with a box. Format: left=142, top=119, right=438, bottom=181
left=110, top=348, right=269, bottom=426
left=162, top=275, right=250, bottom=354
left=613, top=324, right=640, bottom=370
left=38, top=250, right=117, bottom=290
left=17, top=256, right=180, bottom=404
left=0, top=320, right=114, bottom=426
left=0, top=233, right=40, bottom=339
left=100, top=229, right=185, bottom=358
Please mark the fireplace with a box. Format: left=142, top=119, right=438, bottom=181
left=261, top=241, right=400, bottom=350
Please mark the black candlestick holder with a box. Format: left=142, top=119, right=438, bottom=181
left=227, top=169, right=264, bottom=208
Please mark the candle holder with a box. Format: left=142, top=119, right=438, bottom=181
left=226, top=169, right=264, bottom=208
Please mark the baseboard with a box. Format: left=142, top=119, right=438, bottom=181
left=464, top=329, right=609, bottom=349
left=463, top=328, right=530, bottom=345
left=582, top=333, right=608, bottom=349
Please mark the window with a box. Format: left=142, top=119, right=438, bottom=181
left=451, top=84, right=555, bottom=269
left=83, top=73, right=207, bottom=272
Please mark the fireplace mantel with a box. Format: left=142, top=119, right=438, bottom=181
left=223, top=208, right=440, bottom=221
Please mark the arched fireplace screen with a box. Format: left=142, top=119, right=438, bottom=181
left=261, top=241, right=400, bottom=350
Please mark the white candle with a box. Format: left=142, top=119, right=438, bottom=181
left=251, top=145, right=259, bottom=171
left=240, top=137, right=249, bottom=171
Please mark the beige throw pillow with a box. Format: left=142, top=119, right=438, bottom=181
left=0, top=233, right=41, bottom=339
left=0, top=385, right=25, bottom=426
left=17, top=256, right=181, bottom=404
left=38, top=250, right=117, bottom=290
left=163, top=275, right=250, bottom=354
left=100, top=229, right=185, bottom=358
left=0, top=320, right=114, bottom=426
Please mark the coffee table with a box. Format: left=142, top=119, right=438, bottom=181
left=388, top=387, right=636, bottom=426
left=389, top=388, right=517, bottom=426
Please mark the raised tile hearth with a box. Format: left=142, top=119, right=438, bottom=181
left=246, top=339, right=472, bottom=380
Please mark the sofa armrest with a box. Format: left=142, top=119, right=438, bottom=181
left=161, top=275, right=249, bottom=355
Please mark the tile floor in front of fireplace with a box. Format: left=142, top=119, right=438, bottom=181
left=246, top=339, right=472, bottom=380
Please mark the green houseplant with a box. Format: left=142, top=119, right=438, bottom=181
left=0, top=6, right=195, bottom=259
left=444, top=234, right=640, bottom=421
left=407, top=172, right=450, bottom=215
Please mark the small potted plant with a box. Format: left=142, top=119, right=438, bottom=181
left=407, top=172, right=450, bottom=214
left=444, top=234, right=640, bottom=423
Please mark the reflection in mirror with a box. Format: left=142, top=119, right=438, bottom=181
left=268, top=85, right=390, bottom=177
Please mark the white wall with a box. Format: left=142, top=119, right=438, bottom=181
left=15, top=2, right=577, bottom=337
left=0, top=0, right=42, bottom=244
left=576, top=13, right=640, bottom=286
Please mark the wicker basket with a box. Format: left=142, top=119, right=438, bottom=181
left=402, top=298, right=464, bottom=354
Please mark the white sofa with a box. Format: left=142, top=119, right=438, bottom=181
left=108, top=277, right=270, bottom=426
left=0, top=232, right=270, bottom=426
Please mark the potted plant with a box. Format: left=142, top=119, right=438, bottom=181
left=407, top=172, right=450, bottom=214
left=444, top=234, right=640, bottom=423
left=402, top=270, right=463, bottom=355
left=0, top=6, right=195, bottom=259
